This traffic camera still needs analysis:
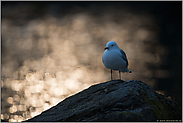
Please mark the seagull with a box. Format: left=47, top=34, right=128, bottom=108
left=102, top=41, right=132, bottom=80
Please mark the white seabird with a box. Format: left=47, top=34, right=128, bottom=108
left=102, top=41, right=132, bottom=80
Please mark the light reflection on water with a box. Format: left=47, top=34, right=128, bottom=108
left=1, top=3, right=172, bottom=122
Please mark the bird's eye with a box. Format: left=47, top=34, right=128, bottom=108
left=111, top=45, right=114, bottom=46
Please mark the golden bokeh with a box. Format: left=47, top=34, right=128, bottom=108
left=7, top=97, right=13, bottom=104
left=2, top=2, right=176, bottom=122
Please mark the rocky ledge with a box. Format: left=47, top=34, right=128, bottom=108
left=25, top=80, right=181, bottom=122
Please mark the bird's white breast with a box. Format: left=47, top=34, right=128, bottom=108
left=103, top=49, right=126, bottom=70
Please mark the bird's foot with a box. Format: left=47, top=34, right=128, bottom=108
left=117, top=79, right=124, bottom=82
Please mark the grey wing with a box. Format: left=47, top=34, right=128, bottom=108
left=120, top=49, right=128, bottom=67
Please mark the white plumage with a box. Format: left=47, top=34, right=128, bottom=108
left=102, top=41, right=131, bottom=80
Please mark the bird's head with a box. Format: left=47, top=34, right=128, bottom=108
left=104, top=41, right=119, bottom=50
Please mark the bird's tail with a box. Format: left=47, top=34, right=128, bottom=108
left=127, top=68, right=132, bottom=73
left=120, top=68, right=132, bottom=73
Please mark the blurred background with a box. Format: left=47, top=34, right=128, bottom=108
left=1, top=1, right=182, bottom=122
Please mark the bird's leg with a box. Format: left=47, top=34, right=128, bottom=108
left=111, top=69, right=113, bottom=81
left=119, top=71, right=121, bottom=80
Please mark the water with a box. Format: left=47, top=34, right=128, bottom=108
left=1, top=2, right=182, bottom=122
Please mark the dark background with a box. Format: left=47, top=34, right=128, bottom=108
left=1, top=1, right=182, bottom=122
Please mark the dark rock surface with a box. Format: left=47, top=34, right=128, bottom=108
left=25, top=80, right=181, bottom=122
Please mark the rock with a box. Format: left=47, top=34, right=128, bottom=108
left=1, top=119, right=7, bottom=122
left=25, top=80, right=181, bottom=122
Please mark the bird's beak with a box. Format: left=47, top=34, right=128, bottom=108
left=104, top=47, right=109, bottom=50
